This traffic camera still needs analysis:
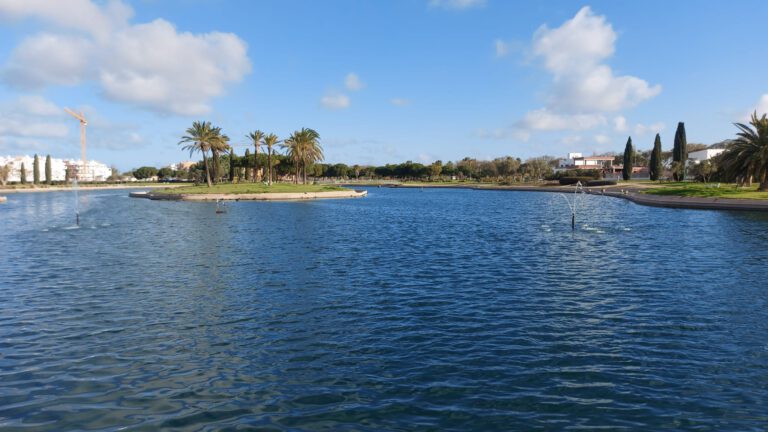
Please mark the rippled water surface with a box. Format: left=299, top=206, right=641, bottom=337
left=1, top=187, right=768, bottom=431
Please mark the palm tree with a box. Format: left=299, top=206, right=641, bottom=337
left=210, top=128, right=230, bottom=184
left=247, top=130, right=265, bottom=182
left=282, top=135, right=300, bottom=184
left=263, top=133, right=280, bottom=185
left=296, top=128, right=323, bottom=184
left=720, top=111, right=768, bottom=190
left=283, top=128, right=324, bottom=184
left=179, top=120, right=216, bottom=187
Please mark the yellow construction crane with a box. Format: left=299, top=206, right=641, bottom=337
left=64, top=108, right=87, bottom=176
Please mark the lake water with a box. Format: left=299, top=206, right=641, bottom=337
left=1, top=187, right=768, bottom=431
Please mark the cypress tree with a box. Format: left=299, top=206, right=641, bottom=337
left=650, top=134, right=662, bottom=181
left=20, top=162, right=27, bottom=184
left=33, top=154, right=40, bottom=184
left=229, top=150, right=236, bottom=182
left=244, top=148, right=251, bottom=181
left=622, top=137, right=634, bottom=181
left=45, top=155, right=52, bottom=184
left=672, top=122, right=687, bottom=180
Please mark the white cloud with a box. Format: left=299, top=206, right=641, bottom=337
left=0, top=0, right=251, bottom=116
left=594, top=134, right=611, bottom=145
left=0, top=118, right=68, bottom=138
left=3, top=34, right=93, bottom=88
left=613, top=116, right=627, bottom=132
left=517, top=109, right=606, bottom=131
left=633, top=122, right=665, bottom=136
left=560, top=135, right=582, bottom=145
left=429, top=0, right=485, bottom=10
left=390, top=98, right=411, bottom=106
left=531, top=7, right=661, bottom=113
left=0, top=0, right=132, bottom=40
left=345, top=73, right=364, bottom=91
left=0, top=96, right=69, bottom=139
left=321, top=93, right=350, bottom=110
left=511, top=7, right=661, bottom=141
left=16, top=95, right=62, bottom=116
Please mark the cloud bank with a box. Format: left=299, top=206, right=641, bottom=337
left=0, top=0, right=251, bottom=116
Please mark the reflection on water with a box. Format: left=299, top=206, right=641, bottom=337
left=1, top=187, right=767, bottom=430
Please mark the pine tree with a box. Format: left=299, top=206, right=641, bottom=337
left=20, top=162, right=27, bottom=184
left=33, top=154, right=40, bottom=184
left=45, top=155, right=52, bottom=184
left=672, top=122, right=687, bottom=180
left=650, top=134, right=662, bottom=181
left=622, top=137, right=634, bottom=181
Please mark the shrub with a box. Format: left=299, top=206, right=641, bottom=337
left=559, top=176, right=594, bottom=185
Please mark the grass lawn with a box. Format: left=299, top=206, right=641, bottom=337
left=155, top=182, right=349, bottom=195
left=642, top=182, right=768, bottom=200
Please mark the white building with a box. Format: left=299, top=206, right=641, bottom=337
left=0, top=155, right=112, bottom=182
left=557, top=152, right=616, bottom=172
left=688, top=148, right=725, bottom=164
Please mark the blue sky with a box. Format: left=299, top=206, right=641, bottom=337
left=1, top=0, right=767, bottom=170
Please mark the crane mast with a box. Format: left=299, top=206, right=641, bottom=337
left=64, top=108, right=87, bottom=178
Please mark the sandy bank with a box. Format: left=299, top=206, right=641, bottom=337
left=130, top=189, right=367, bottom=201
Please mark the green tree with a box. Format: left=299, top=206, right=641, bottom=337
left=209, top=127, right=230, bottom=184
left=622, top=136, right=634, bottom=181
left=20, top=162, right=27, bottom=184
left=264, top=133, right=279, bottom=185
left=430, top=160, right=443, bottom=179
left=45, top=155, right=52, bottom=184
left=133, top=166, right=158, bottom=180
left=247, top=130, right=265, bottom=182
left=719, top=112, right=768, bottom=190
left=0, top=163, right=11, bottom=186
left=33, top=154, right=40, bottom=184
left=649, top=134, right=663, bottom=181
left=229, top=149, right=236, bottom=182
left=672, top=122, right=688, bottom=181
left=157, top=167, right=174, bottom=179
left=692, top=160, right=717, bottom=183
left=179, top=121, right=216, bottom=187
left=244, top=148, right=251, bottom=180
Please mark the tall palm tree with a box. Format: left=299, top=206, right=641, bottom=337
left=720, top=111, right=768, bottom=190
left=298, top=128, right=323, bottom=184
left=263, top=133, right=280, bottom=185
left=247, top=130, right=265, bottom=182
left=282, top=128, right=323, bottom=184
left=179, top=120, right=216, bottom=187
left=282, top=135, right=300, bottom=184
left=210, top=128, right=230, bottom=184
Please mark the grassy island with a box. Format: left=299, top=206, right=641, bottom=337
left=641, top=182, right=768, bottom=200
left=154, top=183, right=348, bottom=195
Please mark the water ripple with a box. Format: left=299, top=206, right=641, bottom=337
left=1, top=188, right=767, bottom=430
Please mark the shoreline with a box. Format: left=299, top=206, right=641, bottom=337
left=377, top=183, right=768, bottom=212
left=130, top=189, right=367, bottom=201
left=0, top=184, right=185, bottom=194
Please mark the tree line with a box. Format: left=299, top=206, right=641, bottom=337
left=124, top=114, right=768, bottom=189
